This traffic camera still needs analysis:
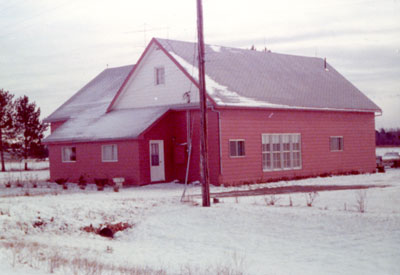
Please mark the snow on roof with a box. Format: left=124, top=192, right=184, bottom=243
left=44, top=64, right=171, bottom=143
left=156, top=38, right=381, bottom=112
left=43, top=106, right=169, bottom=143
left=44, top=64, right=134, bottom=123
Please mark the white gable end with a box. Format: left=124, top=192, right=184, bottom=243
left=112, top=43, right=199, bottom=110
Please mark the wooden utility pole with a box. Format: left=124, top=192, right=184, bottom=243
left=196, top=0, right=211, bottom=207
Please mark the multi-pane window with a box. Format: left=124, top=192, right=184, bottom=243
left=62, top=146, right=76, bottom=162
left=155, top=67, right=165, bottom=85
left=330, top=136, right=343, bottom=151
left=229, top=140, right=245, bottom=157
left=262, top=134, right=301, bottom=171
left=102, top=144, right=118, bottom=162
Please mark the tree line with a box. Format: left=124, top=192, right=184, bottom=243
left=376, top=128, right=400, bottom=146
left=0, top=88, right=48, bottom=172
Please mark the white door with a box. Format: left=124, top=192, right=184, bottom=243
left=149, top=140, right=165, bottom=182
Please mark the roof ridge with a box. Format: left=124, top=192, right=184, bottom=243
left=155, top=37, right=325, bottom=61
left=44, top=68, right=109, bottom=122
left=45, top=64, right=134, bottom=123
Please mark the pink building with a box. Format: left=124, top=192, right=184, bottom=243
left=43, top=38, right=381, bottom=186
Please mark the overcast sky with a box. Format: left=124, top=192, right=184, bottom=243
left=1, top=0, right=399, bottom=129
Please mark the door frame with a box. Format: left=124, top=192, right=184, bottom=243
left=149, top=140, right=165, bottom=182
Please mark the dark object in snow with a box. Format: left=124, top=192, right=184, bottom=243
left=213, top=197, right=219, bottom=204
left=99, top=227, right=113, bottom=238
left=55, top=178, right=68, bottom=185
left=78, top=175, right=87, bottom=190
left=33, top=219, right=46, bottom=228
left=95, top=178, right=108, bottom=191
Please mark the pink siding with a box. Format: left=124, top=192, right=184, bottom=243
left=48, top=140, right=141, bottom=185
left=136, top=109, right=219, bottom=185
left=47, top=107, right=375, bottom=187
left=218, top=108, right=376, bottom=185
left=137, top=110, right=219, bottom=184
left=50, top=121, right=66, bottom=133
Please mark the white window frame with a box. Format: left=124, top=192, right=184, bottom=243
left=330, top=136, right=343, bottom=151
left=154, top=66, right=165, bottom=85
left=229, top=139, right=245, bottom=158
left=62, top=146, right=76, bottom=163
left=262, top=133, right=302, bottom=171
left=102, top=144, right=118, bottom=162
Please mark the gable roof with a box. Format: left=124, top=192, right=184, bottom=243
left=44, top=106, right=169, bottom=143
left=45, top=64, right=134, bottom=123
left=43, top=64, right=170, bottom=143
left=154, top=38, right=381, bottom=113
left=44, top=38, right=381, bottom=143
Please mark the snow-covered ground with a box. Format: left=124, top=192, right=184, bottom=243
left=0, top=167, right=399, bottom=275
left=376, top=146, right=400, bottom=156
left=2, top=160, right=49, bottom=171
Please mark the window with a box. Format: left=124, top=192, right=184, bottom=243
left=155, top=67, right=165, bottom=85
left=102, top=144, right=118, bottom=162
left=229, top=140, right=245, bottom=157
left=262, top=134, right=301, bottom=171
left=62, top=146, right=76, bottom=162
left=330, top=136, right=343, bottom=151
left=150, top=143, right=159, bottom=166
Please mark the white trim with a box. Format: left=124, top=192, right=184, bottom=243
left=149, top=140, right=165, bottom=182
left=61, top=146, right=76, bottom=163
left=101, top=144, right=118, bottom=162
left=262, top=133, right=302, bottom=172
left=229, top=139, right=245, bottom=158
left=330, top=136, right=344, bottom=152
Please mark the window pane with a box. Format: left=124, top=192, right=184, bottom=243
left=292, top=134, right=300, bottom=151
left=62, top=147, right=76, bottom=162
left=151, top=144, right=159, bottom=166
left=293, top=152, right=301, bottom=168
left=282, top=135, right=290, bottom=151
left=71, top=147, right=76, bottom=161
left=283, top=152, right=291, bottom=168
left=102, top=145, right=117, bottom=161
left=262, top=153, right=272, bottom=170
left=237, top=141, right=245, bottom=156
left=104, top=146, right=111, bottom=160
left=330, top=137, right=343, bottom=151
left=155, top=67, right=165, bottom=85
left=273, top=152, right=281, bottom=169
left=229, top=141, right=237, bottom=156
left=272, top=135, right=280, bottom=152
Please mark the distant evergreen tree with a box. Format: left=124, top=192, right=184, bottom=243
left=376, top=128, right=400, bottom=146
left=29, top=142, right=48, bottom=159
left=14, top=95, right=48, bottom=170
left=0, top=89, right=15, bottom=172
